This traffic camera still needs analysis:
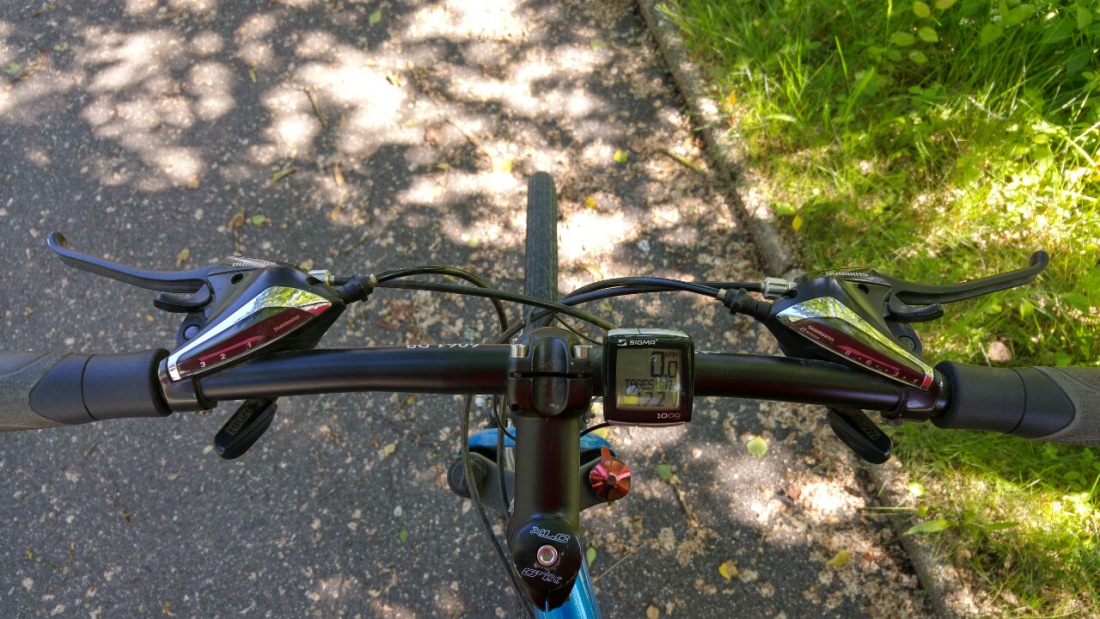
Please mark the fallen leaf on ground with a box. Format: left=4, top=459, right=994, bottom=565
left=827, top=550, right=852, bottom=568
left=272, top=167, right=296, bottom=183
left=987, top=341, right=1012, bottom=363
left=656, top=464, right=673, bottom=481
left=746, top=436, right=768, bottom=457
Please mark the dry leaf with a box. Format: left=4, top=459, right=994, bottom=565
left=987, top=341, right=1012, bottom=363
left=176, top=248, right=191, bottom=266
left=424, top=125, right=443, bottom=145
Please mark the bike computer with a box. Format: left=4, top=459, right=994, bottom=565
left=603, top=328, right=693, bottom=425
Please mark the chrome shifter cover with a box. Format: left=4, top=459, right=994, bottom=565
left=166, top=286, right=332, bottom=380
left=776, top=297, right=935, bottom=390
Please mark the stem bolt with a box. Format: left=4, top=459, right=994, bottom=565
left=536, top=545, right=559, bottom=567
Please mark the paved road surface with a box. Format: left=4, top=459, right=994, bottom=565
left=0, top=2, right=931, bottom=617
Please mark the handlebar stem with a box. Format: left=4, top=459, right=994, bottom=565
left=505, top=327, right=591, bottom=611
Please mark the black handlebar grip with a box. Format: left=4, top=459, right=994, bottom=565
left=934, top=362, right=1100, bottom=446
left=0, top=350, right=171, bottom=432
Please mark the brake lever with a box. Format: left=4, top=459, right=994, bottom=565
left=48, top=232, right=213, bottom=293
left=48, top=233, right=353, bottom=382
left=886, top=250, right=1048, bottom=305
left=797, top=250, right=1048, bottom=322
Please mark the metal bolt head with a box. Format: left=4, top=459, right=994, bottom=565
left=536, top=544, right=559, bottom=567
left=510, top=343, right=528, bottom=359
left=572, top=344, right=589, bottom=359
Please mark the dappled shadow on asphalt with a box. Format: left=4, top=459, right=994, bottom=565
left=0, top=1, right=928, bottom=618
left=1, top=0, right=738, bottom=280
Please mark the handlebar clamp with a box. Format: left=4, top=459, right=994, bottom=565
left=506, top=328, right=592, bottom=417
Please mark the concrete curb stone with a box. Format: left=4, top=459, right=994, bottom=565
left=634, top=1, right=983, bottom=617
left=632, top=0, right=798, bottom=280
left=871, top=464, right=983, bottom=619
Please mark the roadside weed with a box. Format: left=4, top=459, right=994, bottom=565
left=668, top=0, right=1099, bottom=614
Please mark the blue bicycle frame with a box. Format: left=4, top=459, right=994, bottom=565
left=534, top=561, right=601, bottom=619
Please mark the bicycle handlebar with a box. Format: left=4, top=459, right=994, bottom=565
left=3, top=347, right=1099, bottom=446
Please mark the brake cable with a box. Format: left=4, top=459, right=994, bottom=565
left=375, top=280, right=616, bottom=330
left=461, top=394, right=536, bottom=619
left=371, top=265, right=510, bottom=331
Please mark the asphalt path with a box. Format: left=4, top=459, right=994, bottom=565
left=0, top=2, right=932, bottom=617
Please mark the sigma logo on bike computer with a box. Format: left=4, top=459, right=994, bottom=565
left=603, top=328, right=693, bottom=426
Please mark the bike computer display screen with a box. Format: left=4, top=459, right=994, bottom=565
left=604, top=328, right=693, bottom=425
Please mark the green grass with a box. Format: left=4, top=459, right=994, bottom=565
left=665, top=0, right=1100, bottom=614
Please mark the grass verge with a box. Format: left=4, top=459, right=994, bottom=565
left=664, top=0, right=1100, bottom=615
